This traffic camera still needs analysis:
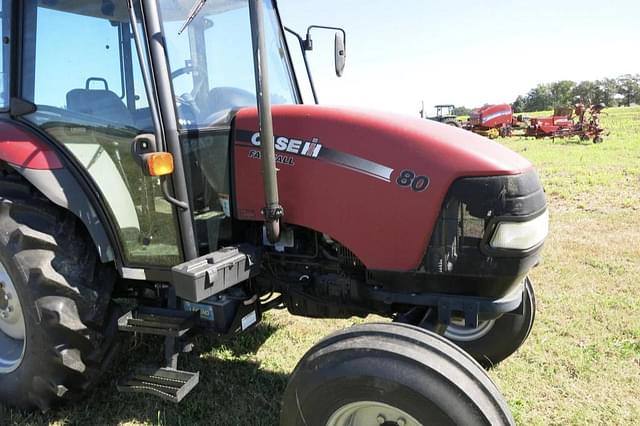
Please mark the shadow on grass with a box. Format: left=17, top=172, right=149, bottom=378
left=1, top=323, right=288, bottom=426
left=192, top=320, right=281, bottom=357
left=506, top=135, right=594, bottom=145
left=549, top=137, right=596, bottom=145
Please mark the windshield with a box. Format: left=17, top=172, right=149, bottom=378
left=158, top=0, right=298, bottom=129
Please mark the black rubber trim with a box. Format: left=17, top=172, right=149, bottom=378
left=365, top=284, right=523, bottom=317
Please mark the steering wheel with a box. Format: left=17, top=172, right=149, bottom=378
left=171, top=65, right=207, bottom=128
left=203, top=87, right=257, bottom=126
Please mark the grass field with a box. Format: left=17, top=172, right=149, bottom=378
left=2, top=107, right=639, bottom=425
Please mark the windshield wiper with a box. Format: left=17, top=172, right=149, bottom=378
left=178, top=0, right=207, bottom=35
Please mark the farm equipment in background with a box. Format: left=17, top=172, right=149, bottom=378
left=461, top=102, right=607, bottom=143
left=0, top=1, right=550, bottom=423
left=526, top=103, right=607, bottom=143
left=421, top=102, right=462, bottom=127
left=465, top=103, right=514, bottom=139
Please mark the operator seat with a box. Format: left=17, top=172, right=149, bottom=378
left=66, top=87, right=134, bottom=127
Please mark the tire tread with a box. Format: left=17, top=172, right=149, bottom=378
left=0, top=170, right=119, bottom=411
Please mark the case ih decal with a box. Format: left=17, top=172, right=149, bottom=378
left=251, top=131, right=323, bottom=158
left=247, top=149, right=296, bottom=166
left=236, top=130, right=395, bottom=183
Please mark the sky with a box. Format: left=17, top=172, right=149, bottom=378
left=20, top=0, right=640, bottom=119
left=278, top=0, right=640, bottom=116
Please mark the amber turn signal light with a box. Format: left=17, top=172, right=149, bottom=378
left=145, top=152, right=174, bottom=176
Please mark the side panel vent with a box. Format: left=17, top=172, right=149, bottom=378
left=339, top=245, right=363, bottom=268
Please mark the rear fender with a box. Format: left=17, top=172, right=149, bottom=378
left=0, top=120, right=114, bottom=262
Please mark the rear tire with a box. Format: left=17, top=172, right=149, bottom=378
left=444, top=278, right=536, bottom=368
left=0, top=171, right=119, bottom=411
left=280, top=322, right=514, bottom=426
left=443, top=119, right=461, bottom=127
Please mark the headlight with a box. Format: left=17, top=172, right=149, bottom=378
left=490, top=210, right=549, bottom=250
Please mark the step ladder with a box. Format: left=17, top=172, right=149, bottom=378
left=117, top=367, right=199, bottom=403
left=118, top=306, right=198, bottom=337
left=116, top=300, right=200, bottom=403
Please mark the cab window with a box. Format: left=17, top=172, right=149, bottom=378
left=0, top=0, right=10, bottom=109
left=21, top=0, right=182, bottom=267
left=158, top=0, right=298, bottom=129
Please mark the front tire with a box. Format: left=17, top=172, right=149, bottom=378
left=444, top=278, right=536, bottom=367
left=0, top=171, right=119, bottom=411
left=280, top=322, right=514, bottom=425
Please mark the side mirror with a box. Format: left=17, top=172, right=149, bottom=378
left=335, top=32, right=346, bottom=77
left=304, top=25, right=347, bottom=78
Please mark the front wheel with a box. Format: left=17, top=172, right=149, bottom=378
left=280, top=322, right=514, bottom=425
left=444, top=278, right=536, bottom=367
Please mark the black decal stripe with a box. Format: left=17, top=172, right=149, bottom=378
left=324, top=161, right=392, bottom=182
left=318, top=148, right=394, bottom=182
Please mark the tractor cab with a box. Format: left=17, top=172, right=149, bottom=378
left=16, top=0, right=303, bottom=267
left=434, top=104, right=456, bottom=120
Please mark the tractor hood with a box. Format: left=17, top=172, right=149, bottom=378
left=233, top=105, right=535, bottom=271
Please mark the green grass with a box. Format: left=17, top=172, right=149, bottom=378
left=2, top=107, right=640, bottom=425
left=490, top=107, right=640, bottom=425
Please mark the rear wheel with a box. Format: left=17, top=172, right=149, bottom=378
left=444, top=278, right=536, bottom=367
left=0, top=171, right=119, bottom=411
left=280, top=322, right=514, bottom=426
left=0, top=262, right=25, bottom=374
left=443, top=119, right=461, bottom=127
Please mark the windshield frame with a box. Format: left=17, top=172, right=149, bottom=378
left=272, top=0, right=303, bottom=106
left=156, top=0, right=302, bottom=130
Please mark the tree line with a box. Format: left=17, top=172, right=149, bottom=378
left=451, top=74, right=640, bottom=115
left=511, top=74, right=639, bottom=112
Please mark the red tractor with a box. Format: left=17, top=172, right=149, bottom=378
left=467, top=104, right=514, bottom=139
left=0, top=1, right=548, bottom=423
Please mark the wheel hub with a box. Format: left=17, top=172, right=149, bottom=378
left=0, top=282, right=11, bottom=312
left=0, top=282, right=7, bottom=307
left=327, top=401, right=420, bottom=426
left=0, top=261, right=26, bottom=374
left=0, top=281, right=19, bottom=326
left=444, top=317, right=496, bottom=342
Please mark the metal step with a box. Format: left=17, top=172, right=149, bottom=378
left=117, top=367, right=199, bottom=403
left=118, top=306, right=198, bottom=337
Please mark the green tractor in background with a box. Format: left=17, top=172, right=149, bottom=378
left=420, top=102, right=462, bottom=127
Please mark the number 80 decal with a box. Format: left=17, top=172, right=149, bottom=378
left=396, top=170, right=430, bottom=192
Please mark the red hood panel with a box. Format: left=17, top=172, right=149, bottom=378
left=233, top=105, right=532, bottom=271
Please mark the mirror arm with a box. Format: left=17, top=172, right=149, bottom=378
left=306, top=25, right=347, bottom=51
left=284, top=27, right=319, bottom=105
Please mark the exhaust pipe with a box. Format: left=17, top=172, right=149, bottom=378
left=249, top=0, right=283, bottom=243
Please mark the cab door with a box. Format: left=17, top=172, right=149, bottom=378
left=19, top=0, right=182, bottom=268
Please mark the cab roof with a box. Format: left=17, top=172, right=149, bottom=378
left=40, top=0, right=245, bottom=23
